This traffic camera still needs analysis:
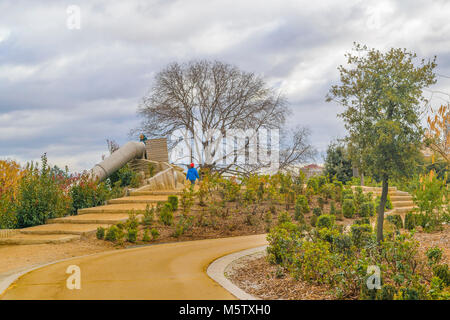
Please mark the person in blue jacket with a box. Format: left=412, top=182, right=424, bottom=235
left=186, top=163, right=199, bottom=186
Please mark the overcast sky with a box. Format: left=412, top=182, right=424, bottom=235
left=1, top=0, right=450, bottom=172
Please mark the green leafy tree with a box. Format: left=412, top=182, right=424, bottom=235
left=324, top=141, right=353, bottom=183
left=327, top=43, right=437, bottom=242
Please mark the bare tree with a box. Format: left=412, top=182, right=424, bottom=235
left=135, top=60, right=315, bottom=174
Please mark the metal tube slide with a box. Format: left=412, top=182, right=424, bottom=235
left=90, top=141, right=146, bottom=182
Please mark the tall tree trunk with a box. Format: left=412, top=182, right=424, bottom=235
left=376, top=176, right=389, bottom=243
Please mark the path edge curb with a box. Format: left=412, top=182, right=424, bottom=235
left=207, top=245, right=268, bottom=301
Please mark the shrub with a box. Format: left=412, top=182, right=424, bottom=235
left=353, top=217, right=370, bottom=225
left=405, top=212, right=416, bottom=230
left=310, top=215, right=318, bottom=227
left=433, top=264, right=450, bottom=286
left=267, top=222, right=303, bottom=265
left=360, top=201, right=375, bottom=217
left=295, top=195, right=309, bottom=213
left=168, top=195, right=179, bottom=211
left=150, top=228, right=160, bottom=240
left=142, top=229, right=151, bottom=242
left=350, top=224, right=372, bottom=247
left=105, top=225, right=120, bottom=242
left=127, top=228, right=138, bottom=243
left=377, top=284, right=397, bottom=300
left=278, top=211, right=292, bottom=224
left=142, top=204, right=155, bottom=225
left=318, top=197, right=325, bottom=209
left=313, top=207, right=322, bottom=216
left=16, top=155, right=71, bottom=227
left=264, top=210, right=273, bottom=225
left=329, top=201, right=336, bottom=215
left=307, top=177, right=319, bottom=194
left=173, top=215, right=194, bottom=238
left=126, top=211, right=139, bottom=229
left=426, top=247, right=443, bottom=266
left=109, top=164, right=141, bottom=188
left=342, top=199, right=355, bottom=218
left=69, top=174, right=113, bottom=216
left=386, top=214, right=403, bottom=230
left=341, top=188, right=353, bottom=202
left=375, top=195, right=393, bottom=211
left=96, top=227, right=105, bottom=240
left=158, top=202, right=174, bottom=226
left=317, top=214, right=335, bottom=229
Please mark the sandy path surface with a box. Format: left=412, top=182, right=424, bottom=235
left=0, top=234, right=267, bottom=300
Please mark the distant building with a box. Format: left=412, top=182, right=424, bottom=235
left=300, top=164, right=324, bottom=179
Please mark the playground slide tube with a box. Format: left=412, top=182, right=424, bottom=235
left=90, top=141, right=146, bottom=182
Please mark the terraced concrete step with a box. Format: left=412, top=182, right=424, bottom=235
left=107, top=195, right=169, bottom=205
left=390, top=195, right=413, bottom=201
left=48, top=213, right=133, bottom=225
left=129, top=190, right=182, bottom=196
left=353, top=186, right=398, bottom=192
left=77, top=203, right=150, bottom=215
left=19, top=223, right=111, bottom=236
left=0, top=234, right=80, bottom=245
left=392, top=201, right=415, bottom=208
left=393, top=206, right=417, bottom=214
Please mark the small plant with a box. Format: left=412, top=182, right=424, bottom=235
left=426, top=247, right=443, bottom=266
left=105, top=225, right=119, bottom=242
left=173, top=215, right=194, bottom=237
left=142, top=204, right=155, bottom=225
left=342, top=199, right=355, bottom=218
left=317, top=214, right=335, bottom=229
left=329, top=201, right=336, bottom=215
left=142, top=229, right=151, bottom=242
left=386, top=214, right=403, bottom=230
left=278, top=211, right=292, bottom=224
left=96, top=226, right=105, bottom=240
left=360, top=201, right=375, bottom=217
left=127, top=228, right=138, bottom=243
left=158, top=202, right=174, bottom=226
left=168, top=195, right=179, bottom=211
left=150, top=228, right=160, bottom=240
left=318, top=197, right=325, bottom=210
left=126, top=211, right=140, bottom=229
left=405, top=212, right=416, bottom=230
left=310, top=214, right=318, bottom=227
left=350, top=224, right=372, bottom=247
left=313, top=207, right=322, bottom=216
left=264, top=210, right=273, bottom=225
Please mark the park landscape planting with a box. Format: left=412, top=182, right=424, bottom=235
left=0, top=45, right=449, bottom=300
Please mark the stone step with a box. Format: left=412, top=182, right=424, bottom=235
left=129, top=190, right=182, bottom=196
left=393, top=206, right=417, bottom=214
left=0, top=234, right=80, bottom=245
left=48, top=213, right=133, bottom=225
left=77, top=203, right=150, bottom=215
left=107, top=195, right=169, bottom=205
left=352, top=186, right=398, bottom=192
left=19, top=223, right=111, bottom=236
left=390, top=195, right=413, bottom=201
left=391, top=201, right=415, bottom=208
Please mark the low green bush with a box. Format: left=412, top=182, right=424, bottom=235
left=350, top=224, right=372, bottom=247
left=342, top=199, right=355, bottom=218
left=329, top=201, right=336, bottom=215
left=150, top=228, right=160, bottom=240
left=317, top=214, right=335, bottom=229
left=405, top=212, right=416, bottom=230
left=142, top=229, right=151, bottom=242
left=158, top=202, right=174, bottom=226
left=105, top=225, right=119, bottom=242
left=386, top=214, right=403, bottom=230
left=96, top=226, right=105, bottom=240
left=310, top=215, right=318, bottom=227
left=360, top=201, right=375, bottom=217
left=168, top=195, right=179, bottom=211
left=142, top=204, right=155, bottom=225
left=313, top=207, right=322, bottom=216
left=127, top=228, right=138, bottom=243
left=278, top=211, right=292, bottom=224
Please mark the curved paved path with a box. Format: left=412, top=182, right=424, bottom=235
left=0, top=234, right=267, bottom=300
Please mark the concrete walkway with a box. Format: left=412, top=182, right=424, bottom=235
left=0, top=234, right=267, bottom=300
